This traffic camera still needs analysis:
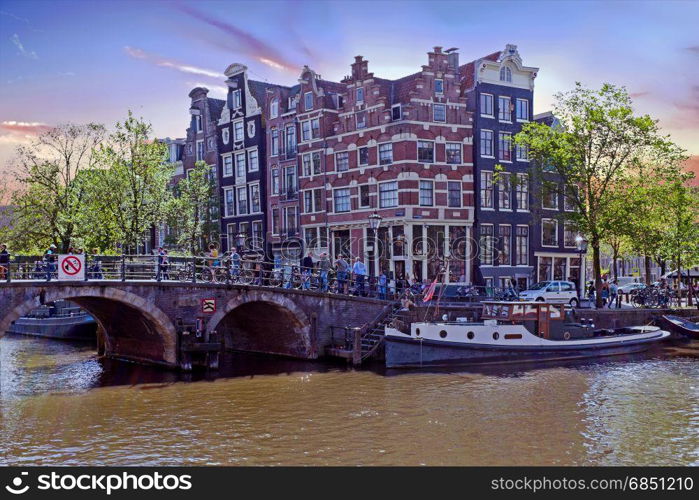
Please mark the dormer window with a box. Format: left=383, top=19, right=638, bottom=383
left=231, top=89, right=242, bottom=109
left=270, top=99, right=279, bottom=119
left=499, top=66, right=512, bottom=82
left=391, top=104, right=402, bottom=121
left=434, top=79, right=444, bottom=94
left=288, top=96, right=295, bottom=110
left=338, top=95, right=344, bottom=108
left=195, top=115, right=202, bottom=132
left=304, top=92, right=313, bottom=111
left=356, top=87, right=364, bottom=103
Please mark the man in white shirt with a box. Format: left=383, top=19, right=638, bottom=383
left=352, top=257, right=367, bottom=296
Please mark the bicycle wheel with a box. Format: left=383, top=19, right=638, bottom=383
left=177, top=268, right=190, bottom=282
left=213, top=267, right=228, bottom=284
left=200, top=267, right=214, bottom=283
left=238, top=269, right=254, bottom=285
left=269, top=274, right=282, bottom=287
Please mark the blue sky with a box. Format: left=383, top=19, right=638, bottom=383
left=1, top=0, right=698, bottom=167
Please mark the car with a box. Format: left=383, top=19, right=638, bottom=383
left=518, top=280, right=579, bottom=307
left=618, top=282, right=645, bottom=294
left=425, top=283, right=477, bottom=302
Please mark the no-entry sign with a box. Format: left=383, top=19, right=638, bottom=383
left=58, top=254, right=85, bottom=281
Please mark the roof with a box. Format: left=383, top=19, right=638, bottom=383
left=458, top=51, right=502, bottom=90
left=248, top=79, right=287, bottom=108
left=206, top=97, right=225, bottom=121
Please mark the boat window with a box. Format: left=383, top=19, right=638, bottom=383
left=512, top=305, right=524, bottom=317
left=415, top=328, right=421, bottom=337
left=550, top=306, right=562, bottom=319
left=500, top=306, right=510, bottom=318
left=524, top=305, right=538, bottom=318
left=439, top=330, right=447, bottom=338
left=467, top=331, right=475, bottom=340
left=504, top=334, right=522, bottom=340
left=493, top=332, right=500, bottom=340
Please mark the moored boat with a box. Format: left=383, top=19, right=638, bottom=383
left=658, top=315, right=699, bottom=339
left=6, top=300, right=97, bottom=341
left=385, top=301, right=670, bottom=368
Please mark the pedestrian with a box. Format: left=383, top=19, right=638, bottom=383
left=601, top=281, right=609, bottom=307
left=44, top=244, right=57, bottom=281
left=91, top=248, right=103, bottom=279
left=609, top=280, right=618, bottom=308
left=301, top=251, right=314, bottom=290
left=335, top=255, right=349, bottom=294
left=378, top=269, right=388, bottom=300
left=352, top=257, right=367, bottom=296
left=161, top=250, right=170, bottom=280
left=587, top=281, right=595, bottom=307
left=230, top=246, right=241, bottom=279
left=207, top=243, right=219, bottom=267
left=0, top=243, right=9, bottom=280
left=318, top=252, right=331, bottom=292
left=155, top=246, right=165, bottom=280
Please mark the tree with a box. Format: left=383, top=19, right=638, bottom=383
left=660, top=178, right=699, bottom=291
left=6, top=123, right=106, bottom=252
left=516, top=83, right=686, bottom=306
left=91, top=112, right=172, bottom=252
left=166, top=161, right=217, bottom=254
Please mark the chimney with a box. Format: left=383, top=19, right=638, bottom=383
left=445, top=47, right=460, bottom=69
left=351, top=55, right=369, bottom=80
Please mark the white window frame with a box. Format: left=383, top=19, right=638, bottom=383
left=541, top=219, right=558, bottom=247
left=515, top=143, right=529, bottom=162
left=247, top=149, right=259, bottom=172
left=447, top=181, right=461, bottom=208
left=498, top=96, right=511, bottom=122
left=232, top=90, right=242, bottom=109
left=358, top=146, right=369, bottom=166
left=222, top=128, right=229, bottom=145
left=434, top=79, right=444, bottom=94
left=233, top=120, right=244, bottom=142
left=234, top=152, right=246, bottom=184
left=271, top=168, right=279, bottom=195
left=270, top=99, right=279, bottom=119
left=249, top=182, right=261, bottom=213
left=335, top=151, right=350, bottom=172
left=480, top=224, right=494, bottom=265
left=355, top=111, right=367, bottom=129
left=391, top=104, right=402, bottom=121
left=480, top=129, right=494, bottom=158
left=334, top=188, right=351, bottom=213
left=237, top=186, right=248, bottom=215
left=223, top=188, right=235, bottom=217
left=516, top=173, right=529, bottom=211
left=222, top=154, right=233, bottom=178
left=498, top=172, right=511, bottom=211
left=515, top=225, right=529, bottom=266
left=379, top=181, right=398, bottom=208
left=196, top=139, right=204, bottom=162
left=378, top=142, right=393, bottom=165
left=516, top=98, right=529, bottom=122
left=446, top=142, right=461, bottom=164
left=417, top=140, right=434, bottom=163
left=433, top=104, right=446, bottom=123
left=542, top=182, right=559, bottom=210
left=359, top=184, right=371, bottom=208
left=419, top=180, right=434, bottom=207
left=480, top=171, right=494, bottom=209
left=480, top=93, right=494, bottom=117
left=563, top=222, right=577, bottom=248
left=304, top=91, right=313, bottom=111
left=498, top=131, right=512, bottom=162
left=356, top=87, right=364, bottom=103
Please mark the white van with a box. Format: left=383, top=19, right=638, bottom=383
left=518, top=281, right=580, bottom=306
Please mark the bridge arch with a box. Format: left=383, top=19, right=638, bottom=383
left=206, top=290, right=313, bottom=359
left=0, top=286, right=178, bottom=367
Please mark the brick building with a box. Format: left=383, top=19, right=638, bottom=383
left=266, top=48, right=476, bottom=283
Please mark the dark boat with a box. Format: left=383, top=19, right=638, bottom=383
left=658, top=315, right=699, bottom=339
left=385, top=301, right=670, bottom=368
left=6, top=300, right=97, bottom=341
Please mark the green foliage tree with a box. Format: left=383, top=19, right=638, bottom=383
left=90, top=112, right=172, bottom=253
left=6, top=123, right=106, bottom=253
left=516, top=83, right=686, bottom=306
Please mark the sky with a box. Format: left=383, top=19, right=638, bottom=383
left=1, top=0, right=698, bottom=171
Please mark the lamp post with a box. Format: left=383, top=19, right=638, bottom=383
left=575, top=235, right=588, bottom=303
left=368, top=211, right=382, bottom=278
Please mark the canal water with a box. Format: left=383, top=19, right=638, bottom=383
left=1, top=334, right=698, bottom=466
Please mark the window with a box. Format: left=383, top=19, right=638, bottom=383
left=288, top=96, right=295, bottom=110
left=222, top=128, right=229, bottom=145
left=285, top=125, right=296, bottom=155
left=434, top=79, right=444, bottom=94
left=207, top=137, right=214, bottom=150
left=564, top=223, right=577, bottom=248
left=480, top=93, right=494, bottom=117
left=515, top=143, right=528, bottom=161
left=499, top=225, right=511, bottom=265
left=270, top=99, right=279, bottom=119
left=499, top=66, right=512, bottom=82
left=235, top=153, right=246, bottom=183
left=231, top=90, right=242, bottom=108
left=250, top=184, right=261, bottom=212
left=379, top=181, right=398, bottom=208
left=196, top=140, right=204, bottom=161
left=446, top=143, right=461, bottom=164
left=480, top=171, right=493, bottom=208
left=247, top=149, right=258, bottom=172
left=419, top=180, right=434, bottom=206
left=284, top=166, right=297, bottom=197
left=237, top=186, right=248, bottom=215
left=392, top=104, right=402, bottom=121
left=284, top=206, right=297, bottom=233
left=379, top=143, right=393, bottom=165
left=335, top=151, right=349, bottom=172
left=272, top=210, right=280, bottom=234
left=224, top=188, right=234, bottom=217
left=271, top=168, right=279, bottom=195
left=356, top=87, right=364, bottom=103
left=499, top=173, right=511, bottom=210
left=301, top=121, right=311, bottom=141
left=234, top=120, right=244, bottom=142
left=359, top=185, right=370, bottom=207
left=304, top=91, right=313, bottom=111
left=515, top=226, right=529, bottom=265
left=516, top=173, right=529, bottom=210
left=542, top=182, right=559, bottom=209
left=195, top=115, right=202, bottom=132
left=334, top=188, right=350, bottom=212
left=314, top=189, right=323, bottom=213
left=304, top=190, right=313, bottom=213
left=433, top=104, right=446, bottom=122
left=223, top=155, right=233, bottom=177
left=564, top=185, right=578, bottom=212
left=252, top=221, right=263, bottom=248
left=337, top=95, right=344, bottom=108
left=480, top=225, right=494, bottom=265
left=448, top=181, right=461, bottom=208
left=480, top=130, right=494, bottom=157
left=498, top=131, right=512, bottom=162
left=358, top=146, right=369, bottom=166
left=311, top=118, right=320, bottom=138
left=356, top=111, right=366, bottom=129
left=542, top=219, right=558, bottom=246
left=498, top=96, right=511, bottom=122
left=516, top=99, right=529, bottom=121
left=271, top=129, right=279, bottom=156
left=417, top=141, right=434, bottom=163
left=312, top=152, right=321, bottom=175
left=302, top=154, right=311, bottom=176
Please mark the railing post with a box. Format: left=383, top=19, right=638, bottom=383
left=191, top=256, right=196, bottom=284
left=156, top=254, right=162, bottom=282
left=225, top=257, right=231, bottom=286
left=84, top=254, right=89, bottom=282
left=120, top=253, right=126, bottom=282
left=352, top=327, right=362, bottom=366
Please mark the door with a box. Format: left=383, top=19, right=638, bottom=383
left=537, top=304, right=550, bottom=338
left=546, top=282, right=561, bottom=302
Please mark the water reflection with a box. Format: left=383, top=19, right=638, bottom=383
left=1, top=334, right=697, bottom=466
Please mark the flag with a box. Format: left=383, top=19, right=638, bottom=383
left=422, top=278, right=438, bottom=302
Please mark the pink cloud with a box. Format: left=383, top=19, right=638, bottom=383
left=124, top=46, right=223, bottom=79
left=0, top=121, right=52, bottom=134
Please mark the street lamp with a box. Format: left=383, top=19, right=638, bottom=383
left=236, top=232, right=246, bottom=251
left=368, top=211, right=382, bottom=277
left=575, top=235, right=588, bottom=302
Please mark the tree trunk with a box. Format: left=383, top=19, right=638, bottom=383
left=644, top=255, right=652, bottom=285
left=592, top=239, right=603, bottom=308
left=612, top=248, right=619, bottom=280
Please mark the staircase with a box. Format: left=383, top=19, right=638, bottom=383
left=358, top=302, right=402, bottom=363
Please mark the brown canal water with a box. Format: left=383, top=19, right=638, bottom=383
left=1, top=334, right=698, bottom=466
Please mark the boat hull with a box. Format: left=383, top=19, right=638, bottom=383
left=385, top=332, right=669, bottom=368
left=6, top=314, right=97, bottom=341
left=658, top=315, right=699, bottom=340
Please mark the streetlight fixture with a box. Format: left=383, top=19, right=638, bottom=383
left=575, top=235, right=588, bottom=302
left=236, top=232, right=246, bottom=250
left=368, top=211, right=382, bottom=277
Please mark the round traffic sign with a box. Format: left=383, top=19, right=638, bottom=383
left=61, top=255, right=82, bottom=275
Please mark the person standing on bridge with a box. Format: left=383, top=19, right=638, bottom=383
left=352, top=257, right=367, bottom=296
left=230, top=247, right=241, bottom=279
left=301, top=251, right=314, bottom=290
left=44, top=244, right=57, bottom=281
left=335, top=256, right=349, bottom=294
left=0, top=243, right=9, bottom=280
left=318, top=252, right=331, bottom=292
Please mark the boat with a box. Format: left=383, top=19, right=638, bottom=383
left=384, top=301, right=670, bottom=368
left=658, top=315, right=699, bottom=339
left=6, top=300, right=97, bottom=341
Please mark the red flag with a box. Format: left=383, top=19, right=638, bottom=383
left=422, top=279, right=438, bottom=302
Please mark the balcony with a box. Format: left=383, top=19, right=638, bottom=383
left=280, top=188, right=298, bottom=201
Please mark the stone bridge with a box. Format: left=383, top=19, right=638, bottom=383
left=0, top=282, right=388, bottom=368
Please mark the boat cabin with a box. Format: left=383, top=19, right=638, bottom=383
left=481, top=301, right=594, bottom=340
